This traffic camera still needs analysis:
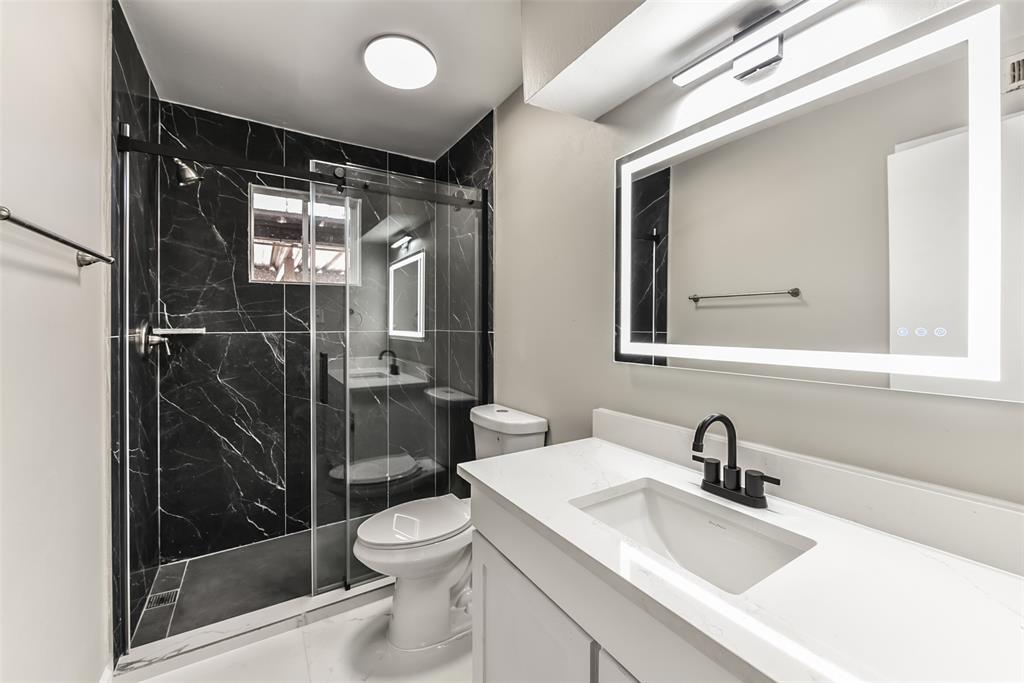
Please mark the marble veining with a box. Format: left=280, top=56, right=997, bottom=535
left=159, top=333, right=286, bottom=560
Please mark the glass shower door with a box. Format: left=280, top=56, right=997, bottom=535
left=309, top=176, right=391, bottom=592
left=309, top=163, right=481, bottom=595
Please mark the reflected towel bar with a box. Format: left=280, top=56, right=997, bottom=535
left=689, top=287, right=800, bottom=303
left=0, top=205, right=114, bottom=267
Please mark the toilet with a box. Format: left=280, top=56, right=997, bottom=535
left=353, top=403, right=547, bottom=650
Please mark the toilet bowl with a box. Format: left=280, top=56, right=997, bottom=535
left=352, top=403, right=547, bottom=650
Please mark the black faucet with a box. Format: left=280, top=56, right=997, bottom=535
left=378, top=349, right=399, bottom=376
left=691, top=413, right=780, bottom=508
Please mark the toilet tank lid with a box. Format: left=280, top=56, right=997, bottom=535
left=470, top=404, right=548, bottom=435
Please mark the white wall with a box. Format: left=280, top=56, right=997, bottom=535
left=521, top=0, right=642, bottom=101
left=0, top=1, right=112, bottom=680
left=494, top=0, right=1024, bottom=505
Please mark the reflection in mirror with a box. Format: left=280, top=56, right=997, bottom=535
left=389, top=250, right=425, bottom=339
left=617, top=10, right=1023, bottom=401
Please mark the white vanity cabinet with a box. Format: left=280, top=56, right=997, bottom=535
left=598, top=650, right=640, bottom=683
left=472, top=532, right=596, bottom=682
left=472, top=531, right=668, bottom=683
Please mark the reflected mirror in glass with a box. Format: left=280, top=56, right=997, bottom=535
left=389, top=250, right=425, bottom=339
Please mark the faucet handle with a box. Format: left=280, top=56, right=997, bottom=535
left=699, top=457, right=720, bottom=486
left=744, top=470, right=780, bottom=499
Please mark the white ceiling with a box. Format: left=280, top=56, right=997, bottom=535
left=121, top=0, right=523, bottom=160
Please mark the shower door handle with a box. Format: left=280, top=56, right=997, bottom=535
left=318, top=352, right=329, bottom=404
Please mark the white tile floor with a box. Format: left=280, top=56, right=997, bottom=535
left=141, top=596, right=472, bottom=683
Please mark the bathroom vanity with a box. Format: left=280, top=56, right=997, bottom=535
left=458, top=411, right=1023, bottom=683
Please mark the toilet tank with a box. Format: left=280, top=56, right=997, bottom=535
left=470, top=404, right=548, bottom=459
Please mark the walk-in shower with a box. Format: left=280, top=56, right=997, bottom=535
left=111, top=114, right=489, bottom=651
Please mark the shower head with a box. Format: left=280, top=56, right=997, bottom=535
left=173, top=158, right=202, bottom=187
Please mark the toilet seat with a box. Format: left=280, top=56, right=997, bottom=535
left=357, top=494, right=470, bottom=550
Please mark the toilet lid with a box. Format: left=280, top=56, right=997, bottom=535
left=357, top=494, right=471, bottom=549
left=347, top=453, right=420, bottom=486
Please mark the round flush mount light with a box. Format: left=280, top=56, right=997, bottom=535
left=363, top=35, right=437, bottom=90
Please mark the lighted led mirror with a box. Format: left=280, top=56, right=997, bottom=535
left=389, top=250, right=425, bottom=339
left=615, top=7, right=1024, bottom=402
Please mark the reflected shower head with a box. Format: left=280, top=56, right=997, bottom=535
left=173, top=158, right=202, bottom=187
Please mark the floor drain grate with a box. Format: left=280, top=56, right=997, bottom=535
left=146, top=589, right=178, bottom=609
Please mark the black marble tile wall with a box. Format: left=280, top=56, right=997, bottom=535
left=154, top=103, right=460, bottom=560
left=111, top=0, right=160, bottom=658
left=434, top=113, right=494, bottom=496
left=159, top=333, right=286, bottom=560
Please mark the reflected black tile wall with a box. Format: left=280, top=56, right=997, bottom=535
left=111, top=0, right=160, bottom=658
left=614, top=169, right=670, bottom=366
left=630, top=169, right=670, bottom=339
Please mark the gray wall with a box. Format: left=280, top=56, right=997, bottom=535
left=493, top=0, right=1024, bottom=505
left=666, top=58, right=968, bottom=356
left=0, top=0, right=113, bottom=680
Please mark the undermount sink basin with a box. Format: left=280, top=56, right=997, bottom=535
left=572, top=478, right=815, bottom=594
left=350, top=371, right=390, bottom=379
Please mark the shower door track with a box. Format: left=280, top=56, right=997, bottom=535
left=116, top=136, right=480, bottom=208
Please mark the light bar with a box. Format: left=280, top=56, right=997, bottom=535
left=391, top=234, right=413, bottom=249
left=672, top=0, right=840, bottom=90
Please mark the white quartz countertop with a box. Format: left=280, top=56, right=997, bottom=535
left=458, top=438, right=1024, bottom=683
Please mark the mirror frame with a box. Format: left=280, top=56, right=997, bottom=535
left=388, top=250, right=426, bottom=340
left=616, top=7, right=1002, bottom=381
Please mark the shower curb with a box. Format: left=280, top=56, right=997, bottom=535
left=113, top=578, right=394, bottom=681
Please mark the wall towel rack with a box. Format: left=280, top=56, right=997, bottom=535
left=0, top=205, right=114, bottom=267
left=689, top=287, right=800, bottom=303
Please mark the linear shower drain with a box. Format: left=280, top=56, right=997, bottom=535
left=146, top=589, right=179, bottom=609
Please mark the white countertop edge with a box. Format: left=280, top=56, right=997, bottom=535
left=459, top=438, right=1024, bottom=683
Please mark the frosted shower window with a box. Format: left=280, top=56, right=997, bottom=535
left=248, top=184, right=362, bottom=285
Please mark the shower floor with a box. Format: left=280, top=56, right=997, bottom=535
left=130, top=520, right=373, bottom=647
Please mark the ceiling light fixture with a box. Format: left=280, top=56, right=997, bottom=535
left=364, top=35, right=437, bottom=90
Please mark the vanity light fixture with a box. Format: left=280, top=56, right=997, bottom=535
left=391, top=234, right=413, bottom=249
left=364, top=35, right=437, bottom=90
left=671, top=0, right=839, bottom=90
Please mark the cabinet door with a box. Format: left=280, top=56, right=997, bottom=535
left=598, top=649, right=640, bottom=683
left=473, top=532, right=593, bottom=682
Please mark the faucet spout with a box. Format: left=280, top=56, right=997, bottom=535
left=692, top=413, right=737, bottom=469
left=378, top=349, right=399, bottom=376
